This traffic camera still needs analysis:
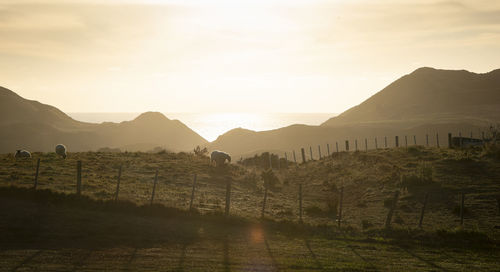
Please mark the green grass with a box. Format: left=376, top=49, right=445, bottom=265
left=1, top=147, right=500, bottom=270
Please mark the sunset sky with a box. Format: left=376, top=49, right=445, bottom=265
left=1, top=0, right=499, bottom=114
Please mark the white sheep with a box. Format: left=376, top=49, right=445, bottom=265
left=55, top=144, right=67, bottom=159
left=211, top=150, right=231, bottom=167
left=15, top=150, right=31, bottom=159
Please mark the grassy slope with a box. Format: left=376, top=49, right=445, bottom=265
left=1, top=148, right=500, bottom=271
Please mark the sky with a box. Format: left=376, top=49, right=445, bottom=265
left=1, top=0, right=500, bottom=114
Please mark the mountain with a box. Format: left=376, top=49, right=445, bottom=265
left=322, top=67, right=500, bottom=127
left=211, top=67, right=500, bottom=158
left=0, top=87, right=207, bottom=153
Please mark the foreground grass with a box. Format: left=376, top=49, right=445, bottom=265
left=0, top=186, right=499, bottom=271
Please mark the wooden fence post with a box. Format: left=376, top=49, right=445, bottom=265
left=460, top=192, right=465, bottom=226
left=436, top=133, right=440, bottom=148
left=448, top=133, right=452, bottom=148
left=309, top=146, right=313, bottom=160
left=261, top=187, right=268, bottom=218
left=114, top=165, right=122, bottom=201
left=268, top=153, right=272, bottom=170
left=405, top=135, right=408, bottom=149
left=150, top=169, right=158, bottom=205
left=413, top=135, right=416, bottom=145
left=395, top=136, right=399, bottom=147
left=318, top=145, right=322, bottom=159
left=365, top=138, right=368, bottom=152
left=299, top=183, right=303, bottom=223
left=426, top=134, right=429, bottom=147
left=293, top=150, right=297, bottom=163
left=301, top=148, right=306, bottom=164
left=189, top=174, right=197, bottom=211
left=76, top=161, right=82, bottom=196
left=285, top=152, right=288, bottom=162
left=385, top=136, right=388, bottom=148
left=385, top=191, right=400, bottom=228
left=355, top=139, right=358, bottom=151
left=225, top=180, right=231, bottom=216
left=459, top=132, right=463, bottom=148
left=345, top=140, right=349, bottom=152
left=327, top=143, right=330, bottom=156
left=338, top=186, right=343, bottom=228
left=33, top=158, right=40, bottom=190
left=375, top=137, right=378, bottom=149
left=418, top=193, right=428, bottom=228
left=336, top=142, right=339, bottom=153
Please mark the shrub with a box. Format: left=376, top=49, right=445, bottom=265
left=193, top=146, right=208, bottom=157
left=261, top=169, right=280, bottom=191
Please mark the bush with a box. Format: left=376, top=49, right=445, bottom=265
left=193, top=146, right=208, bottom=157
left=261, top=169, right=280, bottom=191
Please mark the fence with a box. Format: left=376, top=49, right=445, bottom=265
left=3, top=136, right=499, bottom=233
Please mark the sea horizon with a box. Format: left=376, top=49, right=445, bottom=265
left=68, top=112, right=337, bottom=142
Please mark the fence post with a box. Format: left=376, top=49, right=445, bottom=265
left=460, top=192, right=465, bottom=226
left=150, top=169, right=158, bottom=205
left=33, top=158, right=40, bottom=190
left=365, top=138, right=368, bottom=152
left=76, top=161, right=82, bottom=196
left=225, top=180, right=231, bottom=216
left=309, top=146, right=313, bottom=160
left=338, top=186, right=343, bottom=228
left=114, top=165, right=122, bottom=201
left=355, top=139, right=358, bottom=151
left=189, top=174, right=197, bottom=211
left=436, top=133, right=440, bottom=148
left=385, top=191, right=400, bottom=228
left=268, top=153, right=272, bottom=170
left=336, top=142, right=339, bottom=153
left=413, top=135, right=416, bottom=145
left=385, top=136, right=387, bottom=148
left=448, top=133, right=452, bottom=148
left=345, top=140, right=349, bottom=152
left=318, top=145, right=322, bottom=159
left=261, top=187, right=268, bottom=218
left=301, top=148, right=306, bottom=164
left=285, top=152, right=288, bottom=162
left=418, top=193, right=428, bottom=228
left=299, top=183, right=303, bottom=223
left=395, top=136, right=399, bottom=147
left=459, top=132, right=463, bottom=148
left=375, top=137, right=378, bottom=149
left=293, top=150, right=297, bottom=163
left=327, top=144, right=330, bottom=156
left=426, top=134, right=429, bottom=147
left=405, top=135, right=408, bottom=149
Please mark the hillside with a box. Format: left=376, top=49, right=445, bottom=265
left=211, top=68, right=500, bottom=158
left=1, top=148, right=499, bottom=270
left=0, top=87, right=208, bottom=153
left=322, top=67, right=500, bottom=127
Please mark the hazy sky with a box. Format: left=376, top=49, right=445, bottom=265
left=1, top=0, right=499, bottom=113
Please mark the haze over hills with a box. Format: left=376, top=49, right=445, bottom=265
left=2, top=67, right=499, bottom=156
left=0, top=86, right=207, bottom=153
left=210, top=67, right=500, bottom=158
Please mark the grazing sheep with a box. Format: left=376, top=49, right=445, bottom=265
left=211, top=150, right=231, bottom=167
left=55, top=144, right=67, bottom=159
left=15, top=150, right=31, bottom=159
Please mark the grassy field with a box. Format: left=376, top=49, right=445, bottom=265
left=1, top=147, right=500, bottom=271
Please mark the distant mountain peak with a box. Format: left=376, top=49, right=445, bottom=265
left=133, top=112, right=170, bottom=122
